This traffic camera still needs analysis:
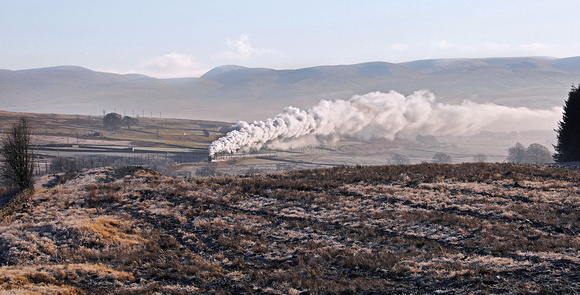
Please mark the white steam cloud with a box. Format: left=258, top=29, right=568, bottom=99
left=208, top=90, right=561, bottom=157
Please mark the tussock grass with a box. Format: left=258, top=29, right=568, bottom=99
left=1, top=163, right=579, bottom=293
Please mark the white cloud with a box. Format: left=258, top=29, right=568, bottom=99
left=215, top=34, right=277, bottom=62
left=226, top=35, right=254, bottom=61
left=521, top=43, right=548, bottom=51
left=391, top=43, right=409, bottom=50
left=140, top=53, right=208, bottom=78
left=430, top=41, right=452, bottom=49
left=481, top=42, right=509, bottom=50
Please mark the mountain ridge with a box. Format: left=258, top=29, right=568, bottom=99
left=1, top=56, right=579, bottom=121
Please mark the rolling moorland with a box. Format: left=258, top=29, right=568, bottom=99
left=1, top=56, right=578, bottom=293
left=1, top=163, right=579, bottom=294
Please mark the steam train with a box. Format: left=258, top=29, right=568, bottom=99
left=208, top=152, right=277, bottom=162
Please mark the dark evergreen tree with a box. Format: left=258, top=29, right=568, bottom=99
left=554, top=85, right=580, bottom=162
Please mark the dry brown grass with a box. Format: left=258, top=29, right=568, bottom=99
left=1, top=163, right=579, bottom=294
left=0, top=263, right=133, bottom=294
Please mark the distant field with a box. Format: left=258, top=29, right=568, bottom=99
left=0, top=110, right=231, bottom=148
left=0, top=110, right=559, bottom=178
left=0, top=110, right=234, bottom=172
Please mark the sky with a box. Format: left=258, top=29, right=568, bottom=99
left=1, top=0, right=579, bottom=78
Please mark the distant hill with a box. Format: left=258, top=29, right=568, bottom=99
left=0, top=66, right=188, bottom=118
left=2, top=57, right=579, bottom=121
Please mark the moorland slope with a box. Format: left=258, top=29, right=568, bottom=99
left=1, top=163, right=579, bottom=294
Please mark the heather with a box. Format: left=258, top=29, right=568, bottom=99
left=1, top=163, right=579, bottom=294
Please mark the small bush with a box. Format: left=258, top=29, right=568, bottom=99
left=196, top=163, right=221, bottom=177
left=390, top=153, right=410, bottom=165
left=432, top=152, right=452, bottom=163
left=0, top=117, right=34, bottom=189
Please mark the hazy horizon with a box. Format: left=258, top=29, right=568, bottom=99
left=2, top=1, right=579, bottom=78
left=2, top=54, right=577, bottom=80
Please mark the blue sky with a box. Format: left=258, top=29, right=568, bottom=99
left=1, top=0, right=579, bottom=78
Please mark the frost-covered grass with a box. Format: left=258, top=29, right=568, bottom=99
left=1, top=163, right=579, bottom=294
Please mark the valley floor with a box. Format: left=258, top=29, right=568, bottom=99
left=1, top=163, right=579, bottom=294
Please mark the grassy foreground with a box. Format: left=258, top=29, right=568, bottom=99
left=1, top=163, right=579, bottom=294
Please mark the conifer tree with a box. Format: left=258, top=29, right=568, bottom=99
left=554, top=85, right=580, bottom=162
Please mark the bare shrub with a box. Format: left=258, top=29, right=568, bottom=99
left=244, top=166, right=262, bottom=176
left=44, top=171, right=78, bottom=188
left=0, top=117, right=34, bottom=189
left=390, top=153, right=410, bottom=165
left=507, top=142, right=526, bottom=163
left=50, top=156, right=114, bottom=173
left=49, top=157, right=78, bottom=173
left=432, top=152, right=452, bottom=163
left=196, top=163, right=221, bottom=177
left=473, top=153, right=488, bottom=162
left=523, top=143, right=552, bottom=164
left=148, top=158, right=177, bottom=176
left=507, top=143, right=552, bottom=164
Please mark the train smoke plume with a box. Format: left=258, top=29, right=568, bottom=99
left=208, top=90, right=561, bottom=156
